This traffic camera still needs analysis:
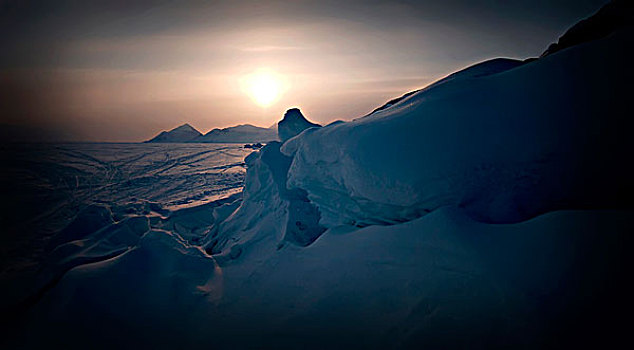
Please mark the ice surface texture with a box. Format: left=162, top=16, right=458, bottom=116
left=0, top=143, right=249, bottom=311
left=9, top=2, right=634, bottom=348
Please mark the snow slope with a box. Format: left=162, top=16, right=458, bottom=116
left=145, top=123, right=202, bottom=143
left=11, top=2, right=634, bottom=348
left=20, top=208, right=634, bottom=349
left=541, top=0, right=633, bottom=56
left=282, top=28, right=634, bottom=227
left=367, top=58, right=524, bottom=116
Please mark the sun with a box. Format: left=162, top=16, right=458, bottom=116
left=242, top=69, right=286, bottom=107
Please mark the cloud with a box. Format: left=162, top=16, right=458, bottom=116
left=1, top=0, right=609, bottom=141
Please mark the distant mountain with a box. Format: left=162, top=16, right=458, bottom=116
left=195, top=124, right=278, bottom=143
left=145, top=123, right=278, bottom=143
left=145, top=123, right=202, bottom=143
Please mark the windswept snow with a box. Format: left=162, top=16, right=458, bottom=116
left=0, top=143, right=249, bottom=312
left=367, top=58, right=524, bottom=116
left=6, top=2, right=634, bottom=348
left=25, top=229, right=222, bottom=349
left=19, top=207, right=634, bottom=349
left=282, top=29, right=634, bottom=227
left=202, top=141, right=324, bottom=261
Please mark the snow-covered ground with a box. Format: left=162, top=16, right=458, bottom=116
left=1, top=143, right=250, bottom=314
left=1, top=142, right=250, bottom=212
left=4, top=2, right=634, bottom=348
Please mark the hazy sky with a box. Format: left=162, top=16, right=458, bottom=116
left=1, top=0, right=608, bottom=141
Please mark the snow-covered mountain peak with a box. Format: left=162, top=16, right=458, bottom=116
left=145, top=123, right=202, bottom=143
left=173, top=123, right=197, bottom=132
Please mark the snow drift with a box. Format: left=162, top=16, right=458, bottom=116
left=21, top=208, right=634, bottom=349
left=541, top=0, right=633, bottom=56
left=282, top=29, right=634, bottom=227
left=202, top=141, right=324, bottom=260
left=12, top=2, right=634, bottom=349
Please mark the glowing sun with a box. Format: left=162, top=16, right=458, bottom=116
left=242, top=69, right=286, bottom=107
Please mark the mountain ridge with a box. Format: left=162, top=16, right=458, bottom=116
left=146, top=123, right=278, bottom=143
left=145, top=123, right=202, bottom=143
